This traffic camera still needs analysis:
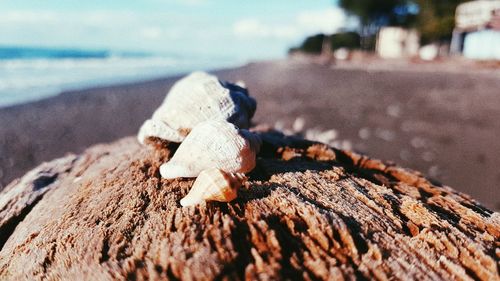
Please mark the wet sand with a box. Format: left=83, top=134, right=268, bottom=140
left=1, top=59, right=499, bottom=209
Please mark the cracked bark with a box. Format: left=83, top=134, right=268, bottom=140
left=0, top=132, right=498, bottom=280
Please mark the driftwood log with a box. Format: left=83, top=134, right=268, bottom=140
left=0, top=131, right=498, bottom=280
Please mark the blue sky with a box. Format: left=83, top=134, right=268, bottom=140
left=0, top=0, right=353, bottom=61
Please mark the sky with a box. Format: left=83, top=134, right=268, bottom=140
left=0, top=0, right=354, bottom=61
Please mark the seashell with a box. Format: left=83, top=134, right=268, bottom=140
left=159, top=120, right=261, bottom=179
left=180, top=168, right=246, bottom=207
left=138, top=71, right=256, bottom=145
left=137, top=119, right=185, bottom=144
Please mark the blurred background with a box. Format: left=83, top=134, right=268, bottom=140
left=0, top=0, right=354, bottom=105
left=0, top=0, right=499, bottom=209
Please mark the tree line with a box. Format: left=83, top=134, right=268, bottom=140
left=291, top=0, right=469, bottom=53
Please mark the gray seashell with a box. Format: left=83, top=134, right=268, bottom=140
left=159, top=120, right=261, bottom=179
left=138, top=71, right=256, bottom=145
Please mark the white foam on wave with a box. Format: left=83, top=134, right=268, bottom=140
left=0, top=56, right=242, bottom=107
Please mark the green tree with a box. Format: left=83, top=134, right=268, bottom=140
left=339, top=0, right=415, bottom=49
left=291, top=34, right=326, bottom=54
left=289, top=32, right=361, bottom=55
left=415, top=0, right=468, bottom=44
left=339, top=0, right=468, bottom=47
left=330, top=32, right=361, bottom=50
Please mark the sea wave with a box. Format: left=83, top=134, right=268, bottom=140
left=0, top=49, right=242, bottom=107
left=0, top=56, right=177, bottom=70
left=0, top=46, right=148, bottom=60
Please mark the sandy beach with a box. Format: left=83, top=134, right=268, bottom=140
left=1, top=59, right=499, bottom=210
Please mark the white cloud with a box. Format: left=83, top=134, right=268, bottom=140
left=140, top=27, right=163, bottom=39
left=233, top=19, right=264, bottom=37
left=0, top=10, right=138, bottom=27
left=179, top=0, right=208, bottom=6
left=0, top=11, right=59, bottom=24
left=233, top=19, right=298, bottom=39
left=232, top=7, right=347, bottom=41
left=0, top=10, right=183, bottom=50
left=297, top=8, right=347, bottom=34
left=0, top=5, right=348, bottom=60
left=149, top=0, right=208, bottom=6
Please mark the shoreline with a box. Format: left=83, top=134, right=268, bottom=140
left=0, top=61, right=248, bottom=110
left=1, top=59, right=499, bottom=210
left=2, top=56, right=498, bottom=111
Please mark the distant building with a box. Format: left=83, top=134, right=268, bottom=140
left=451, top=0, right=500, bottom=59
left=376, top=27, right=419, bottom=59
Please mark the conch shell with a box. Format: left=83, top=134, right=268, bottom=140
left=180, top=168, right=246, bottom=207
left=160, top=120, right=261, bottom=179
left=138, top=71, right=256, bottom=144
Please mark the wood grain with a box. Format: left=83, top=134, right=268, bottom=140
left=0, top=132, right=498, bottom=280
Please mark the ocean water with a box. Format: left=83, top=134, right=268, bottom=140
left=0, top=47, right=242, bottom=107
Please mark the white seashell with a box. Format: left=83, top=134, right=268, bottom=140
left=138, top=71, right=256, bottom=145
left=160, top=120, right=261, bottom=179
left=137, top=119, right=185, bottom=144
left=180, top=168, right=246, bottom=207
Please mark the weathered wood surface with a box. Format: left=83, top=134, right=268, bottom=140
left=0, top=131, right=498, bottom=280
